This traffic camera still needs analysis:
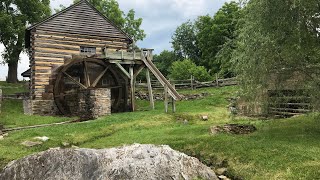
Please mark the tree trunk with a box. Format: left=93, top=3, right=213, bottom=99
left=7, top=61, right=18, bottom=83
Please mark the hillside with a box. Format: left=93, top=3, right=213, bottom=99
left=0, top=85, right=320, bottom=179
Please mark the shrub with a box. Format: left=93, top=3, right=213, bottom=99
left=169, top=59, right=212, bottom=81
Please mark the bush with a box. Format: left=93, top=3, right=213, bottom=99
left=169, top=59, right=212, bottom=81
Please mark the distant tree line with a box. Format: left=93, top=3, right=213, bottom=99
left=155, top=0, right=320, bottom=106
left=154, top=1, right=241, bottom=81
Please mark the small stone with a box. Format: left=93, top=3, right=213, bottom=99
left=0, top=136, right=4, bottom=140
left=21, top=141, right=42, bottom=147
left=183, top=119, right=188, bottom=125
left=71, top=145, right=79, bottom=149
left=62, top=142, right=70, bottom=147
left=218, top=175, right=228, bottom=179
left=2, top=133, right=8, bottom=137
left=202, top=115, right=209, bottom=121
left=34, top=136, right=49, bottom=142
left=216, top=168, right=227, bottom=175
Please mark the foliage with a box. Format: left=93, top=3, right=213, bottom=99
left=73, top=0, right=145, bottom=42
left=171, top=2, right=241, bottom=76
left=169, top=59, right=211, bottom=81
left=171, top=21, right=201, bottom=64
left=196, top=1, right=241, bottom=75
left=153, top=50, right=180, bottom=77
left=0, top=0, right=51, bottom=83
left=232, top=0, right=320, bottom=102
left=1, top=86, right=320, bottom=179
left=123, top=9, right=146, bottom=42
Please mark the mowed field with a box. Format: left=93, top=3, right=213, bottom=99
left=1, top=82, right=320, bottom=179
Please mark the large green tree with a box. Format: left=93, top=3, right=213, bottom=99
left=171, top=21, right=201, bottom=64
left=233, top=0, right=320, bottom=102
left=74, top=0, right=145, bottom=42
left=0, top=0, right=51, bottom=83
left=196, top=1, right=241, bottom=75
left=153, top=50, right=180, bottom=77
left=171, top=2, right=241, bottom=76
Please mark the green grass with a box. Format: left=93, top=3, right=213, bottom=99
left=1, top=86, right=320, bottom=179
left=0, top=81, right=27, bottom=95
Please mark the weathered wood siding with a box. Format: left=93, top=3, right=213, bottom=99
left=28, top=1, right=131, bottom=101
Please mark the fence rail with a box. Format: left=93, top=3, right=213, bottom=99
left=137, top=76, right=237, bottom=89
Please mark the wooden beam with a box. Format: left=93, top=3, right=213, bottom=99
left=63, top=72, right=87, bottom=89
left=172, top=83, right=176, bottom=113
left=130, top=66, right=135, bottom=111
left=146, top=70, right=155, bottom=110
left=83, top=61, right=91, bottom=87
left=115, top=63, right=130, bottom=79
left=92, top=66, right=110, bottom=87
left=133, top=65, right=146, bottom=79
left=164, top=84, right=168, bottom=113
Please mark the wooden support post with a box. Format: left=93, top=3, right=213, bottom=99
left=216, top=73, right=219, bottom=87
left=129, top=66, right=135, bottom=111
left=191, top=75, right=194, bottom=90
left=172, top=82, right=176, bottom=113
left=146, top=70, right=155, bottom=110
left=164, top=84, right=168, bottom=113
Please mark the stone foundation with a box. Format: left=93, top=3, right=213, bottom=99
left=78, top=88, right=111, bottom=119
left=24, top=88, right=111, bottom=118
left=23, top=99, right=58, bottom=116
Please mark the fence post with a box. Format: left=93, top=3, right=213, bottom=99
left=216, top=74, right=219, bottom=87
left=191, top=75, right=194, bottom=90
left=164, top=84, right=168, bottom=113
left=146, top=70, right=155, bottom=110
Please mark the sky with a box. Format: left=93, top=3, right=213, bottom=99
left=0, top=0, right=231, bottom=80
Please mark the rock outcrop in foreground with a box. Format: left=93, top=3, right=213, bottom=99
left=0, top=144, right=217, bottom=180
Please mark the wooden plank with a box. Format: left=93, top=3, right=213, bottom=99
left=92, top=66, right=109, bottom=87
left=115, top=63, right=130, bottom=78
left=146, top=70, right=155, bottom=110
left=129, top=66, right=135, bottom=111
left=164, top=84, right=168, bottom=113
left=63, top=72, right=87, bottom=89
left=172, top=83, right=176, bottom=113
left=133, top=65, right=145, bottom=79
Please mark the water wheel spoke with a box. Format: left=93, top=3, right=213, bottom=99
left=83, top=61, right=91, bottom=87
left=92, top=65, right=110, bottom=87
left=63, top=71, right=87, bottom=89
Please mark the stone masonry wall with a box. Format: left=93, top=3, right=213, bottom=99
left=24, top=100, right=58, bottom=116
left=78, top=88, right=111, bottom=120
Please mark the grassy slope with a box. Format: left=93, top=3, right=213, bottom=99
left=0, top=86, right=320, bottom=179
left=0, top=81, right=72, bottom=128
left=0, top=81, right=27, bottom=95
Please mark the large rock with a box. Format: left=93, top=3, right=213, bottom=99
left=0, top=144, right=217, bottom=180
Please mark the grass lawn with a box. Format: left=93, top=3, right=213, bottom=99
left=0, top=81, right=27, bottom=95
left=1, top=86, right=320, bottom=179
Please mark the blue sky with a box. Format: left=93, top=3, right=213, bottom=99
left=0, top=0, right=231, bottom=80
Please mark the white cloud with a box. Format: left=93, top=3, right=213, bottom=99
left=0, top=0, right=230, bottom=80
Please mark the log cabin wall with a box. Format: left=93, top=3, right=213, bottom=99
left=25, top=0, right=132, bottom=115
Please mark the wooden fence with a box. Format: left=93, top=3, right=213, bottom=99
left=136, top=76, right=237, bottom=90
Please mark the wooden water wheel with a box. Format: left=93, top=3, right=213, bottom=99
left=54, top=58, right=124, bottom=115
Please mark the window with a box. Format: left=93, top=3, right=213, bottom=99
left=80, top=46, right=96, bottom=54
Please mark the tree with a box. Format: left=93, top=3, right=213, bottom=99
left=195, top=1, right=241, bottom=75
left=74, top=0, right=145, bottom=43
left=0, top=0, right=51, bottom=83
left=153, top=50, right=180, bottom=77
left=169, top=59, right=211, bottom=82
left=171, top=21, right=201, bottom=64
left=232, top=0, right=320, bottom=103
